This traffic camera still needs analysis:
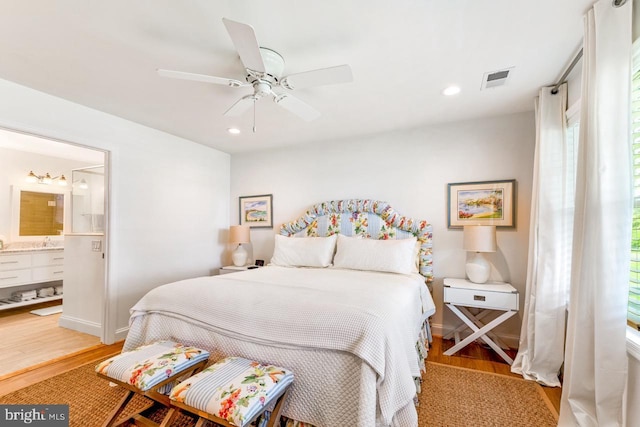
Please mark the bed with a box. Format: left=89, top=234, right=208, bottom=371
left=123, top=199, right=434, bottom=427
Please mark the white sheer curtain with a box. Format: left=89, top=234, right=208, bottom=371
left=559, top=0, right=632, bottom=425
left=511, top=84, right=572, bottom=387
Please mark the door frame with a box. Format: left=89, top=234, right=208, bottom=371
left=0, top=124, right=112, bottom=343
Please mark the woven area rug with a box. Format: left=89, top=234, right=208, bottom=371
left=419, top=362, right=558, bottom=426
left=0, top=361, right=156, bottom=427
left=0, top=360, right=558, bottom=427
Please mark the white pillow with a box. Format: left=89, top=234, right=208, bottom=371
left=333, top=234, right=418, bottom=275
left=270, top=234, right=337, bottom=268
left=412, top=240, right=421, bottom=273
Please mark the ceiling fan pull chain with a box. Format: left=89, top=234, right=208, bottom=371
left=253, top=98, right=257, bottom=133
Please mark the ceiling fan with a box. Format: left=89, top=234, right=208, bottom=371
left=157, top=18, right=353, bottom=125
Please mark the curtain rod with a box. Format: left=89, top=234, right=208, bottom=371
left=550, top=0, right=627, bottom=94
left=551, top=48, right=583, bottom=94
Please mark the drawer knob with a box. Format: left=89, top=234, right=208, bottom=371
left=473, top=295, right=486, bottom=302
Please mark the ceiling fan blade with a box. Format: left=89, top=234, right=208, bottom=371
left=280, top=64, right=353, bottom=90
left=157, top=69, right=246, bottom=87
left=274, top=94, right=320, bottom=121
left=222, top=17, right=265, bottom=73
left=224, top=95, right=256, bottom=117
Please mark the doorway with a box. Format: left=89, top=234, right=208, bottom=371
left=0, top=127, right=109, bottom=377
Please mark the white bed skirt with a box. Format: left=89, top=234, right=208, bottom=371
left=124, top=312, right=419, bottom=427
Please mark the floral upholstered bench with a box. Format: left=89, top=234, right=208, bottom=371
left=95, top=340, right=210, bottom=427
left=169, top=356, right=294, bottom=427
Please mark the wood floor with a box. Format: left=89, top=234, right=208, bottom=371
left=0, top=332, right=562, bottom=415
left=0, top=300, right=101, bottom=378
left=0, top=339, right=123, bottom=397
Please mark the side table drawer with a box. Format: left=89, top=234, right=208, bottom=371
left=444, top=286, right=518, bottom=310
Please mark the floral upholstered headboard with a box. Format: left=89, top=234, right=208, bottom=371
left=279, top=199, right=433, bottom=282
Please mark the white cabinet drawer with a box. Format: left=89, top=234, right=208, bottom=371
left=444, top=286, right=518, bottom=310
left=32, top=266, right=64, bottom=283
left=32, top=251, right=65, bottom=266
left=0, top=269, right=31, bottom=288
left=0, top=254, right=32, bottom=271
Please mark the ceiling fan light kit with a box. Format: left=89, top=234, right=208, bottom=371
left=158, top=17, right=353, bottom=129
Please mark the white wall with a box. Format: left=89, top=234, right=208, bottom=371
left=59, top=234, right=105, bottom=336
left=231, top=111, right=535, bottom=341
left=0, top=147, right=93, bottom=240
left=0, top=78, right=230, bottom=343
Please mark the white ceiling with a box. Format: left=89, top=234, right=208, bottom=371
left=0, top=1, right=592, bottom=155
left=0, top=128, right=104, bottom=163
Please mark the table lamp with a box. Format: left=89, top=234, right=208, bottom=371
left=463, top=225, right=496, bottom=283
left=229, top=225, right=251, bottom=266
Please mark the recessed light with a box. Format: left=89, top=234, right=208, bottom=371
left=227, top=128, right=241, bottom=134
left=443, top=86, right=461, bottom=96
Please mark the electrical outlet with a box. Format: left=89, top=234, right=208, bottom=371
left=91, top=240, right=102, bottom=252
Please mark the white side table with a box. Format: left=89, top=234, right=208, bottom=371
left=443, top=277, right=519, bottom=365
left=219, top=265, right=262, bottom=275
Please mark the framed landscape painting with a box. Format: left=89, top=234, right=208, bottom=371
left=239, top=194, right=273, bottom=228
left=447, top=179, right=515, bottom=228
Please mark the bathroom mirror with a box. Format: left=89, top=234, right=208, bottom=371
left=10, top=185, right=69, bottom=240
left=19, top=191, right=64, bottom=236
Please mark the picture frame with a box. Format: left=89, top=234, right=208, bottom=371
left=447, top=179, right=516, bottom=228
left=239, top=194, right=273, bottom=228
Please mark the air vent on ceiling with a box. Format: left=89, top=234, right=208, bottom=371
left=481, top=67, right=514, bottom=90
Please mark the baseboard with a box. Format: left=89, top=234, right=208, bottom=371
left=114, top=326, right=129, bottom=342
left=431, top=322, right=520, bottom=349
left=58, top=314, right=101, bottom=337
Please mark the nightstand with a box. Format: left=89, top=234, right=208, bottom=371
left=219, top=265, right=262, bottom=275
left=443, top=277, right=519, bottom=365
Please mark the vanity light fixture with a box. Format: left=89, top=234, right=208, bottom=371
left=25, top=171, right=67, bottom=186
left=443, top=85, right=461, bottom=96
left=77, top=179, right=89, bottom=190
left=228, top=128, right=241, bottom=135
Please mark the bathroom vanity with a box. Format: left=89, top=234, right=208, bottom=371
left=0, top=246, right=64, bottom=310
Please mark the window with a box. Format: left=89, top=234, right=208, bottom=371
left=629, top=59, right=640, bottom=330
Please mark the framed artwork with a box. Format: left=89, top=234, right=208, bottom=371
left=239, top=194, right=273, bottom=228
left=447, top=179, right=516, bottom=228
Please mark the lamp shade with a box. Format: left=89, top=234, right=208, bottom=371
left=229, top=225, right=251, bottom=244
left=463, top=225, right=496, bottom=253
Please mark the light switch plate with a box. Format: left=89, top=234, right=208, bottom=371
left=91, top=240, right=102, bottom=252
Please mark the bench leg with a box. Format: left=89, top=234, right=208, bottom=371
left=267, top=389, right=290, bottom=427
left=158, top=407, right=179, bottom=427
left=102, top=390, right=134, bottom=427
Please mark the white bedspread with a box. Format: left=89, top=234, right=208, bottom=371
left=128, top=266, right=435, bottom=426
